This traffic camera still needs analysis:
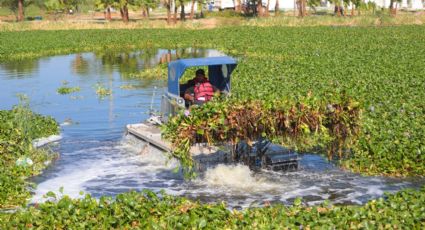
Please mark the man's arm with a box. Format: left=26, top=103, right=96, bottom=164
left=213, top=86, right=220, bottom=96
left=184, top=87, right=194, bottom=102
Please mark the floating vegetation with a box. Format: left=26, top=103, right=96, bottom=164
left=94, top=83, right=112, bottom=98
left=119, top=84, right=136, bottom=90
left=56, top=81, right=80, bottom=95
left=0, top=27, right=424, bottom=176
left=2, top=186, right=425, bottom=228
left=0, top=96, right=59, bottom=208
left=128, top=64, right=167, bottom=80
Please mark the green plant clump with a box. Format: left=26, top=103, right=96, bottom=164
left=163, top=93, right=361, bottom=176
left=128, top=63, right=167, bottom=79
left=0, top=100, right=59, bottom=208
left=94, top=83, right=112, bottom=98
left=1, top=186, right=425, bottom=229
left=57, top=86, right=80, bottom=95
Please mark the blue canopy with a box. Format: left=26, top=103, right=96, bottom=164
left=167, top=56, right=238, bottom=96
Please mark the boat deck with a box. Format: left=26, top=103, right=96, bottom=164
left=126, top=123, right=221, bottom=155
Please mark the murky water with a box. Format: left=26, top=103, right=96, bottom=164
left=1, top=49, right=423, bottom=209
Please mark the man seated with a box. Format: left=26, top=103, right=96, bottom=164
left=184, top=69, right=219, bottom=106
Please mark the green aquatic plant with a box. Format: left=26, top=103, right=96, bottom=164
left=1, top=186, right=425, bottom=229
left=128, top=63, right=167, bottom=79
left=119, top=84, right=136, bottom=90
left=163, top=93, right=361, bottom=177
left=0, top=26, right=424, bottom=176
left=0, top=95, right=59, bottom=208
left=94, top=82, right=112, bottom=98
left=57, top=81, right=80, bottom=95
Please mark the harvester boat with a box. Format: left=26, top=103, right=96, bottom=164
left=126, top=56, right=299, bottom=171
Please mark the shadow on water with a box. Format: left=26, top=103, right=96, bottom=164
left=1, top=48, right=424, bottom=209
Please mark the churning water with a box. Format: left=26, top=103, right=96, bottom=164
left=1, top=49, right=423, bottom=209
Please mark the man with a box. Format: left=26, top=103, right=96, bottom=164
left=184, top=69, right=219, bottom=105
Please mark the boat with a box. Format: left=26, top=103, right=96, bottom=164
left=126, top=56, right=299, bottom=171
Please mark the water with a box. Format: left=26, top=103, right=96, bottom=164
left=1, top=49, right=423, bottom=209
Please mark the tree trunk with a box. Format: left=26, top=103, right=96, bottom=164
left=257, top=0, right=263, bottom=17
left=166, top=0, right=172, bottom=24
left=275, top=0, right=279, bottom=16
left=351, top=5, right=354, bottom=16
left=298, top=0, right=306, bottom=17
left=17, top=0, right=24, bottom=22
left=394, top=2, right=398, bottom=16
left=180, top=1, right=186, bottom=21
left=147, top=8, right=150, bottom=18
left=389, top=0, right=395, bottom=15
left=174, top=0, right=178, bottom=23
left=190, top=0, right=195, bottom=19
left=120, top=4, right=129, bottom=23
left=106, top=6, right=112, bottom=21
left=235, top=0, right=241, bottom=13
left=265, top=0, right=270, bottom=16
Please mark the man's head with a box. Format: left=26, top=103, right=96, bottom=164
left=194, top=69, right=206, bottom=83
left=195, top=69, right=205, bottom=77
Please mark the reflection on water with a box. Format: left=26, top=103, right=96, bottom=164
left=0, top=49, right=423, bottom=209
left=0, top=59, right=39, bottom=79
left=70, top=48, right=224, bottom=78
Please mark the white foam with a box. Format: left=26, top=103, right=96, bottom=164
left=31, top=136, right=179, bottom=204
left=199, top=164, right=283, bottom=193
left=32, top=135, right=62, bottom=148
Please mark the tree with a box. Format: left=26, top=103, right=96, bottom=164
left=179, top=0, right=186, bottom=21
left=117, top=0, right=130, bottom=22
left=296, top=0, right=307, bottom=17
left=161, top=0, right=172, bottom=23
left=235, top=0, right=241, bottom=13
left=265, top=0, right=270, bottom=16
left=274, top=0, right=279, bottom=16
left=95, top=0, right=114, bottom=20
left=44, top=0, right=85, bottom=14
left=389, top=0, right=401, bottom=16
left=173, top=0, right=177, bottom=23
left=350, top=0, right=364, bottom=16
left=328, top=0, right=343, bottom=16
left=189, top=0, right=195, bottom=19
left=307, top=0, right=320, bottom=14
left=256, top=0, right=263, bottom=17
left=0, top=0, right=37, bottom=21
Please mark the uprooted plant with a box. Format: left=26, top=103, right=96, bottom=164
left=162, top=93, right=361, bottom=177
